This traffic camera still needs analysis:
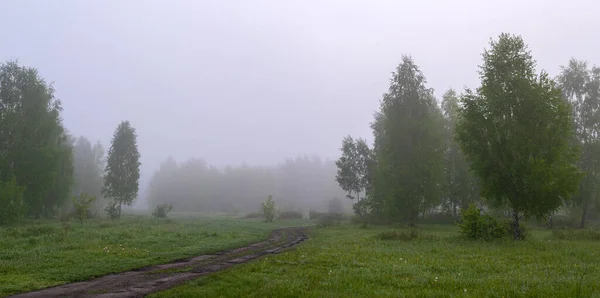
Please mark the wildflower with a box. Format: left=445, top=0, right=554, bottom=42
left=464, top=288, right=467, bottom=293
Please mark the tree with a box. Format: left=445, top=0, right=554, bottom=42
left=262, top=195, right=276, bottom=222
left=0, top=176, right=25, bottom=225
left=72, top=136, right=105, bottom=214
left=71, top=193, right=97, bottom=224
left=557, top=59, right=600, bottom=228
left=0, top=60, right=73, bottom=219
left=102, top=121, right=141, bottom=219
left=371, top=55, right=445, bottom=225
left=456, top=33, right=581, bottom=239
left=441, top=89, right=479, bottom=216
left=335, top=136, right=373, bottom=220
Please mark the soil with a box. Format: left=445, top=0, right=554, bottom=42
left=9, top=227, right=309, bottom=298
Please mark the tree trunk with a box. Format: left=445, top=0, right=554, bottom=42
left=512, top=209, right=522, bottom=240
left=547, top=214, right=553, bottom=229
left=580, top=206, right=587, bottom=229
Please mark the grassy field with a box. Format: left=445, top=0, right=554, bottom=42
left=152, top=224, right=600, bottom=298
left=0, top=213, right=309, bottom=297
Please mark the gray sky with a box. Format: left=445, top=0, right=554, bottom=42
left=1, top=0, right=598, bottom=197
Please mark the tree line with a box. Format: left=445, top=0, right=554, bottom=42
left=147, top=155, right=348, bottom=214
left=0, top=61, right=141, bottom=224
left=336, top=33, right=600, bottom=238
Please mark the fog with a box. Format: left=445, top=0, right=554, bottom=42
left=1, top=0, right=598, bottom=210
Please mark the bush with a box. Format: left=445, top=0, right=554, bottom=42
left=261, top=195, right=276, bottom=222
left=552, top=229, right=600, bottom=241
left=72, top=193, right=97, bottom=224
left=458, top=203, right=512, bottom=241
left=152, top=204, right=173, bottom=219
left=278, top=210, right=303, bottom=220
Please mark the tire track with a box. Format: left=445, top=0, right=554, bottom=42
left=9, top=227, right=309, bottom=298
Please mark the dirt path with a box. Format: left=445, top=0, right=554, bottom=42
left=9, top=227, right=309, bottom=298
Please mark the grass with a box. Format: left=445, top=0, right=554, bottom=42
left=0, top=213, right=310, bottom=297
left=152, top=224, right=600, bottom=298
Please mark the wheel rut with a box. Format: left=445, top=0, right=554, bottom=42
left=9, top=227, right=309, bottom=298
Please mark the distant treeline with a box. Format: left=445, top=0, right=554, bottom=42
left=146, top=156, right=348, bottom=213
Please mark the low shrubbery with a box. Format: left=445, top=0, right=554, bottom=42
left=458, top=203, right=523, bottom=240
left=152, top=204, right=173, bottom=219
left=261, top=195, right=276, bottom=222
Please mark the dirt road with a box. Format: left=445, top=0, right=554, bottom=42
left=9, top=227, right=309, bottom=298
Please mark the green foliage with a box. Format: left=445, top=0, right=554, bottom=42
left=0, top=176, right=25, bottom=225
left=335, top=136, right=374, bottom=222
left=456, top=33, right=582, bottom=239
left=278, top=210, right=303, bottom=220
left=370, top=56, right=445, bottom=225
left=441, top=89, right=480, bottom=215
left=103, top=121, right=141, bottom=219
left=458, top=204, right=513, bottom=241
left=72, top=137, right=105, bottom=214
left=152, top=204, right=173, bottom=219
left=261, top=195, right=276, bottom=222
left=104, top=201, right=120, bottom=220
left=558, top=59, right=600, bottom=228
left=0, top=61, right=73, bottom=219
left=71, top=193, right=97, bottom=224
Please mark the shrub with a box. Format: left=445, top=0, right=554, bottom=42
left=152, top=204, right=173, bottom=219
left=309, top=209, right=326, bottom=220
left=261, top=195, right=276, bottom=222
left=72, top=193, right=97, bottom=224
left=278, top=210, right=303, bottom=220
left=458, top=203, right=512, bottom=241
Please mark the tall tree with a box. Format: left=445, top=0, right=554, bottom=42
left=103, top=121, right=141, bottom=219
left=557, top=59, right=600, bottom=228
left=371, top=55, right=445, bottom=225
left=441, top=89, right=479, bottom=216
left=457, top=33, right=581, bottom=239
left=0, top=61, right=73, bottom=219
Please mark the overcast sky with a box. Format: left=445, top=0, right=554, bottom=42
left=1, top=0, right=598, bottom=201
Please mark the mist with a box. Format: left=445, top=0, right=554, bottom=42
left=1, top=0, right=598, bottom=211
